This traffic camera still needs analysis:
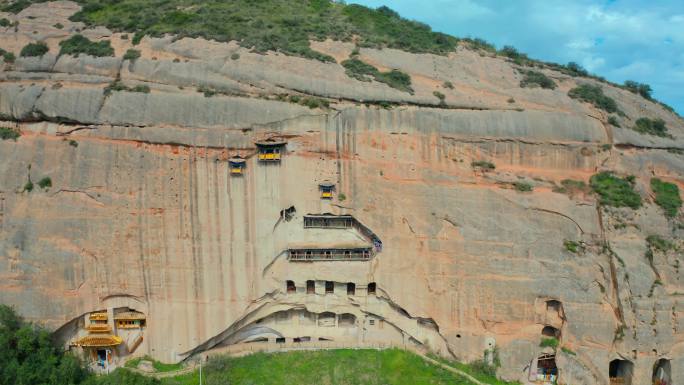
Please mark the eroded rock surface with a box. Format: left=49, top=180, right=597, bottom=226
left=1, top=2, right=683, bottom=385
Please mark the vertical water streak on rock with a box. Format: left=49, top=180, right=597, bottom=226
left=226, top=159, right=236, bottom=304
left=159, top=152, right=171, bottom=303
left=136, top=149, right=150, bottom=301
left=213, top=156, right=225, bottom=307
left=246, top=156, right=257, bottom=301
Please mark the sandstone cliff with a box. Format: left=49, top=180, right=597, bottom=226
left=0, top=2, right=683, bottom=385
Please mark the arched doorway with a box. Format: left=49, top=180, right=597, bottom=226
left=530, top=353, right=557, bottom=384
left=609, top=359, right=634, bottom=385
left=652, top=359, right=671, bottom=385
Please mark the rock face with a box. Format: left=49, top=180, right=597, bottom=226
left=1, top=2, right=683, bottom=385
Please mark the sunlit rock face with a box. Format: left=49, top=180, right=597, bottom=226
left=1, top=2, right=683, bottom=384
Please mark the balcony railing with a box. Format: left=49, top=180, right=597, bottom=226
left=288, top=248, right=373, bottom=261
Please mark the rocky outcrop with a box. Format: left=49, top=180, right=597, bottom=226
left=0, top=2, right=683, bottom=385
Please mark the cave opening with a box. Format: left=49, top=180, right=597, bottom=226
left=609, top=359, right=634, bottom=385
left=652, top=359, right=671, bottom=385
left=541, top=325, right=560, bottom=338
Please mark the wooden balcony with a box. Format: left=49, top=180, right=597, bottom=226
left=258, top=152, right=281, bottom=161
left=86, top=324, right=112, bottom=333
left=89, top=313, right=107, bottom=321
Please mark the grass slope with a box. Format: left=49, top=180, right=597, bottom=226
left=58, top=0, right=456, bottom=62
left=161, top=349, right=479, bottom=385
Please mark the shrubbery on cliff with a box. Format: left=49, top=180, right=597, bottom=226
left=651, top=178, right=682, bottom=218
left=59, top=34, right=114, bottom=57
left=0, top=304, right=89, bottom=385
left=568, top=84, right=619, bottom=113
left=590, top=172, right=642, bottom=209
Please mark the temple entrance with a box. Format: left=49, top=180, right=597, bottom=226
left=652, top=359, right=671, bottom=385
left=610, top=359, right=634, bottom=385
left=534, top=353, right=557, bottom=384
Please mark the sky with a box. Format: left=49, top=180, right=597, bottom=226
left=349, top=0, right=684, bottom=115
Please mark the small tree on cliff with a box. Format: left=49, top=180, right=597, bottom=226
left=0, top=304, right=89, bottom=385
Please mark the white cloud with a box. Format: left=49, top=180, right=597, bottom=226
left=582, top=56, right=606, bottom=72
left=349, top=0, right=684, bottom=113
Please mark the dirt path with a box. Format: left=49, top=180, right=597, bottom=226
left=416, top=353, right=491, bottom=385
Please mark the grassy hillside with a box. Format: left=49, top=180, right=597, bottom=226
left=3, top=0, right=679, bottom=112
left=161, top=349, right=486, bottom=385
left=2, top=0, right=458, bottom=62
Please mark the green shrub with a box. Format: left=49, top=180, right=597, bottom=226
left=198, top=85, right=217, bottom=97
left=123, top=48, right=141, bottom=61
left=341, top=58, right=413, bottom=93
left=69, top=139, right=78, bottom=147
left=607, top=116, right=620, bottom=127
left=513, top=181, right=533, bottom=192
left=131, top=31, right=144, bottom=45
left=633, top=117, right=670, bottom=137
left=561, top=347, right=576, bottom=356
left=20, top=41, right=49, bottom=57
left=230, top=52, right=240, bottom=60
left=469, top=359, right=497, bottom=377
left=24, top=180, right=33, bottom=192
left=462, top=38, right=496, bottom=52
left=564, top=240, right=580, bottom=253
left=433, top=91, right=445, bottom=105
left=623, top=80, right=652, bottom=100
left=338, top=192, right=346, bottom=201
left=0, top=126, right=20, bottom=140
left=131, top=85, right=150, bottom=93
left=499, top=45, right=530, bottom=65
left=37, top=176, right=51, bottom=189
left=563, top=62, right=589, bottom=77
left=59, top=34, right=114, bottom=57
left=590, top=172, right=642, bottom=209
left=568, top=84, right=619, bottom=113
left=651, top=178, right=682, bottom=218
left=443, top=81, right=453, bottom=89
left=1, top=0, right=34, bottom=13
left=104, top=81, right=150, bottom=95
left=471, top=161, right=495, bottom=171
left=0, top=18, right=10, bottom=27
left=520, top=70, right=556, bottom=89
left=646, top=235, right=674, bottom=252
left=53, top=22, right=64, bottom=29
left=300, top=97, right=329, bottom=109
left=1, top=49, right=16, bottom=63
left=540, top=337, right=559, bottom=349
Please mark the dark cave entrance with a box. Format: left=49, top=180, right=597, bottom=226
left=609, top=359, right=634, bottom=385
left=652, top=359, right=671, bottom=385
